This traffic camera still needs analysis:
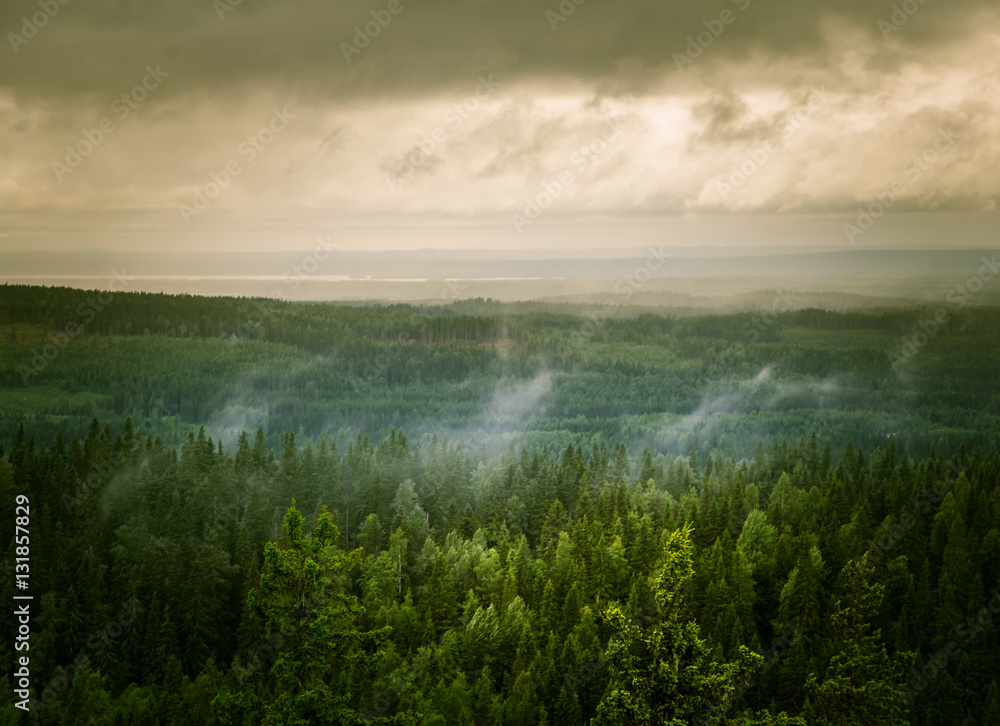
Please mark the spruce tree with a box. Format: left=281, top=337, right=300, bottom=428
left=211, top=503, right=411, bottom=725
left=807, top=554, right=909, bottom=726
left=594, top=524, right=802, bottom=726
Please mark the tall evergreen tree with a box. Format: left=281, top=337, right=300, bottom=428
left=807, top=554, right=909, bottom=726
left=211, top=503, right=411, bottom=725
left=594, top=524, right=802, bottom=726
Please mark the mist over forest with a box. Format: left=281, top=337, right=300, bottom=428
left=2, top=275, right=1000, bottom=723
left=4, top=0, right=1000, bottom=719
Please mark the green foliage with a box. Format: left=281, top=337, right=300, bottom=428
left=806, top=555, right=910, bottom=726
left=212, top=503, right=407, bottom=725
left=595, top=525, right=803, bottom=726
left=4, top=286, right=1000, bottom=459
left=3, top=287, right=1000, bottom=724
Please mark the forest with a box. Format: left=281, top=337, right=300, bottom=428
left=2, top=284, right=999, bottom=459
left=1, top=284, right=999, bottom=724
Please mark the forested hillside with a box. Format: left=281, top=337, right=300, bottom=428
left=1, top=420, right=998, bottom=724
left=2, top=285, right=1000, bottom=459
left=2, top=285, right=999, bottom=724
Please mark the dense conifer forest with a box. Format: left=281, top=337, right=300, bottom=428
left=1, top=285, right=999, bottom=724
left=2, top=285, right=999, bottom=457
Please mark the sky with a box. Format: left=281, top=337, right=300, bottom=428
left=1, top=0, right=998, bottom=253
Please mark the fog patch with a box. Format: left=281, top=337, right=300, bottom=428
left=428, top=371, right=555, bottom=456
left=657, top=364, right=841, bottom=452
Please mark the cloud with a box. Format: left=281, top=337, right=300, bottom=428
left=3, top=0, right=997, bottom=99
left=2, top=0, right=999, bottom=249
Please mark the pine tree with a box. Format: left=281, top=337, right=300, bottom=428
left=594, top=524, right=802, bottom=726
left=639, top=445, right=658, bottom=487
left=807, top=554, right=909, bottom=726
left=984, top=681, right=1000, bottom=726
left=211, top=503, right=411, bottom=725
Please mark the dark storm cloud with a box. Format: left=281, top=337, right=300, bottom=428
left=2, top=0, right=995, bottom=103
left=1, top=0, right=998, bottom=251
